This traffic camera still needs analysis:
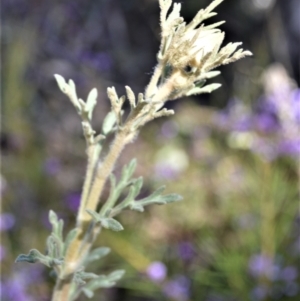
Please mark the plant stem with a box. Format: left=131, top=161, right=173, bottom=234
left=51, top=130, right=131, bottom=301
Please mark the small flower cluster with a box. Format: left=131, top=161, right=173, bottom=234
left=146, top=0, right=252, bottom=102
left=216, top=64, right=300, bottom=160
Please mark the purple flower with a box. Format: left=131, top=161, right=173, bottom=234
left=65, top=192, right=81, bottom=212
left=0, top=213, right=15, bottom=231
left=177, top=242, right=195, bottom=261
left=251, top=285, right=269, bottom=301
left=154, top=163, right=179, bottom=180
left=80, top=51, right=112, bottom=72
left=146, top=261, right=167, bottom=282
left=254, top=113, right=278, bottom=133
left=0, top=265, right=43, bottom=301
left=163, top=275, right=190, bottom=301
left=248, top=254, right=279, bottom=280
left=43, top=157, right=61, bottom=176
left=281, top=266, right=298, bottom=282
left=291, top=88, right=300, bottom=122
left=278, top=139, right=300, bottom=156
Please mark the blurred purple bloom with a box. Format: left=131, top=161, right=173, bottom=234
left=65, top=192, right=81, bottom=212
left=281, top=266, right=298, bottom=282
left=154, top=163, right=179, bottom=180
left=177, top=242, right=195, bottom=261
left=248, top=254, right=279, bottom=280
left=80, top=51, right=112, bottom=72
left=251, top=285, right=269, bottom=301
left=254, top=113, right=279, bottom=133
left=146, top=261, right=167, bottom=282
left=163, top=275, right=190, bottom=301
left=43, top=157, right=61, bottom=176
left=1, top=278, right=33, bottom=301
left=215, top=98, right=253, bottom=132
left=291, top=89, right=300, bottom=122
left=278, top=139, right=300, bottom=156
left=0, top=213, right=15, bottom=231
left=1, top=266, right=45, bottom=301
left=215, top=87, right=300, bottom=160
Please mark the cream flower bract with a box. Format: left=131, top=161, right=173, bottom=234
left=145, top=0, right=252, bottom=102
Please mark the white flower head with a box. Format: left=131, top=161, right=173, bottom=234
left=147, top=0, right=252, bottom=101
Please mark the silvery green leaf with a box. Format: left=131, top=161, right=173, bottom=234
left=121, top=159, right=137, bottom=182
left=85, top=88, right=98, bottom=120
left=82, top=288, right=94, bottom=299
left=187, top=83, right=221, bottom=96
left=125, top=86, right=136, bottom=108
left=85, top=270, right=125, bottom=291
left=64, top=229, right=77, bottom=255
left=86, top=209, right=124, bottom=231
left=54, top=74, right=67, bottom=93
left=49, top=210, right=59, bottom=226
left=132, top=177, right=143, bottom=197
left=49, top=210, right=64, bottom=240
left=84, top=247, right=111, bottom=265
left=102, top=111, right=117, bottom=135
left=107, top=270, right=125, bottom=282
left=101, top=218, right=124, bottom=232
left=15, top=249, right=52, bottom=267
left=159, top=193, right=183, bottom=204
left=47, top=234, right=63, bottom=258
left=141, top=192, right=182, bottom=206
left=138, top=185, right=165, bottom=203
left=86, top=209, right=103, bottom=223
left=129, top=203, right=144, bottom=212
left=73, top=268, right=100, bottom=286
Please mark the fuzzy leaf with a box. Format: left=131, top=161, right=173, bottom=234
left=101, top=218, right=124, bottom=232
left=132, top=177, right=143, bottom=197
left=84, top=247, right=111, bottom=265
left=86, top=209, right=102, bottom=222
left=102, top=111, right=117, bottom=135
left=85, top=270, right=125, bottom=292
left=86, top=210, right=124, bottom=231
left=54, top=74, right=67, bottom=93
left=107, top=270, right=125, bottom=282
left=64, top=229, right=77, bottom=255
left=129, top=203, right=144, bottom=212
left=85, top=88, right=98, bottom=120
left=159, top=193, right=183, bottom=204
left=47, top=234, right=63, bottom=258
left=121, top=159, right=137, bottom=182
left=82, top=288, right=94, bottom=298
left=15, top=249, right=52, bottom=267
left=139, top=185, right=165, bottom=203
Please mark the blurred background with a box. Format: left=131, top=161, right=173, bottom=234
left=1, top=0, right=300, bottom=300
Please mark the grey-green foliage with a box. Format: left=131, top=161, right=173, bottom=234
left=81, top=270, right=125, bottom=299
left=16, top=158, right=182, bottom=300
left=15, top=211, right=73, bottom=269
left=87, top=159, right=182, bottom=231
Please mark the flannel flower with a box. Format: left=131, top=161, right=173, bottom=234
left=146, top=0, right=252, bottom=102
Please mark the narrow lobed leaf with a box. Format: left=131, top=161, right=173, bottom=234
left=101, top=218, right=124, bottom=232
left=102, top=111, right=117, bottom=135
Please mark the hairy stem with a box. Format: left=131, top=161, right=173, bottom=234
left=51, top=130, right=132, bottom=301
